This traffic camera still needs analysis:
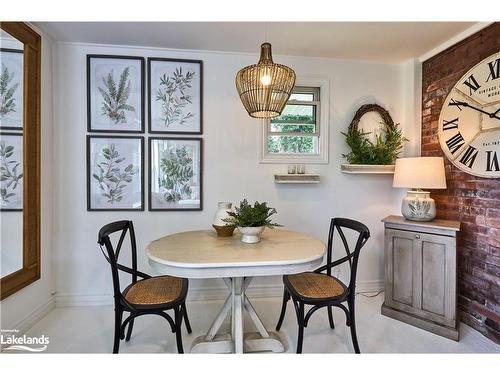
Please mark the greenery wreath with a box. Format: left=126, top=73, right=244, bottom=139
left=342, top=104, right=408, bottom=165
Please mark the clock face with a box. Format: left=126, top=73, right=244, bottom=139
left=438, top=51, right=500, bottom=178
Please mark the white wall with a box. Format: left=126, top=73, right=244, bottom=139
left=0, top=26, right=55, bottom=331
left=401, top=58, right=422, bottom=157
left=52, top=42, right=415, bottom=305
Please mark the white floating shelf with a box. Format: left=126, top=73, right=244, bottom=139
left=274, top=174, right=321, bottom=184
left=340, top=164, right=395, bottom=174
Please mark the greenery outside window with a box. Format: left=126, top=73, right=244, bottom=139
left=260, top=78, right=329, bottom=163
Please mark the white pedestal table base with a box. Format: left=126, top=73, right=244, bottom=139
left=190, top=277, right=285, bottom=353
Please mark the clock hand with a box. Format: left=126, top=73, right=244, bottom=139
left=452, top=88, right=484, bottom=107
left=492, top=108, right=500, bottom=119
left=454, top=101, right=499, bottom=118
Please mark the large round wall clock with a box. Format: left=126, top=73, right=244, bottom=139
left=438, top=51, right=500, bottom=178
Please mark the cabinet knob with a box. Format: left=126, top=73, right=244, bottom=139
left=415, top=234, right=420, bottom=239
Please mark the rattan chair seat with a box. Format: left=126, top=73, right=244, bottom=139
left=124, top=276, right=185, bottom=306
left=285, top=272, right=347, bottom=300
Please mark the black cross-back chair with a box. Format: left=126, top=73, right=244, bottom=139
left=276, top=218, right=370, bottom=353
left=97, top=220, right=191, bottom=354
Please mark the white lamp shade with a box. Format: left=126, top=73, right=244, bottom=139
left=393, top=157, right=447, bottom=189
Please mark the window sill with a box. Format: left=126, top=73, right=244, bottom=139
left=259, top=153, right=329, bottom=164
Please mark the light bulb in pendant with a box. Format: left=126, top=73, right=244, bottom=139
left=260, top=74, right=271, bottom=86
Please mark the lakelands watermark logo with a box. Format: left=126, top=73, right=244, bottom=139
left=1, top=329, right=49, bottom=352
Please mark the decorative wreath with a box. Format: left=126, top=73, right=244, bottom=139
left=342, top=104, right=407, bottom=165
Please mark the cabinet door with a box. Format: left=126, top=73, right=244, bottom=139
left=385, top=228, right=456, bottom=327
left=385, top=229, right=419, bottom=311
left=418, top=232, right=456, bottom=326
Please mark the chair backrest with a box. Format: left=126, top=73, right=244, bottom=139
left=325, top=218, right=370, bottom=292
left=97, top=220, right=139, bottom=301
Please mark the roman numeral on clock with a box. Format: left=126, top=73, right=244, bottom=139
left=463, top=74, right=481, bottom=95
left=486, top=151, right=500, bottom=172
left=459, top=145, right=478, bottom=168
left=443, top=117, right=459, bottom=131
left=445, top=133, right=465, bottom=155
left=487, top=58, right=500, bottom=82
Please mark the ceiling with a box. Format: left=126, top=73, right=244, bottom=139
left=36, top=22, right=476, bottom=63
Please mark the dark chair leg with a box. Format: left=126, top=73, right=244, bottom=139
left=327, top=306, right=335, bottom=329
left=276, top=289, right=289, bottom=331
left=295, top=301, right=305, bottom=354
left=348, top=298, right=360, bottom=354
left=113, top=308, right=123, bottom=354
left=174, top=307, right=184, bottom=354
left=125, top=318, right=134, bottom=342
left=182, top=302, right=192, bottom=334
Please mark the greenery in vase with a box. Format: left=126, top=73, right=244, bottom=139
left=156, top=67, right=195, bottom=127
left=223, top=199, right=281, bottom=228
left=0, top=141, right=22, bottom=203
left=98, top=67, right=135, bottom=124
left=159, top=145, right=194, bottom=203
left=92, top=144, right=137, bottom=204
left=0, top=64, right=20, bottom=117
left=342, top=122, right=408, bottom=165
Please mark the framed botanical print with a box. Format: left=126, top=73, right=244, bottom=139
left=149, top=137, right=202, bottom=211
left=148, top=58, right=203, bottom=134
left=0, top=132, right=23, bottom=210
left=0, top=49, right=24, bottom=130
left=87, top=135, right=144, bottom=211
left=87, top=55, right=144, bottom=133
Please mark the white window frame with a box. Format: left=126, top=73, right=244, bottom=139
left=259, top=76, right=330, bottom=164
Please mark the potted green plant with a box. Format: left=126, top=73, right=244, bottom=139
left=340, top=104, right=408, bottom=174
left=223, top=199, right=281, bottom=243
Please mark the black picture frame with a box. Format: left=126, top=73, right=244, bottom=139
left=148, top=57, right=203, bottom=135
left=148, top=137, right=203, bottom=211
left=0, top=48, right=24, bottom=131
left=87, top=135, right=144, bottom=211
left=87, top=54, right=145, bottom=134
left=0, top=132, right=23, bottom=211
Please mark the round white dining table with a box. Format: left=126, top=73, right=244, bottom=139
left=146, top=228, right=325, bottom=354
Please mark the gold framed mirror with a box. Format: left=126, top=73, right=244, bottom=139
left=0, top=22, right=41, bottom=300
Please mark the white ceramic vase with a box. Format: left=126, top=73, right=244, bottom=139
left=212, top=202, right=236, bottom=237
left=238, top=226, right=265, bottom=244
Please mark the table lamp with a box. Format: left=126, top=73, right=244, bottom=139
left=393, top=157, right=447, bottom=222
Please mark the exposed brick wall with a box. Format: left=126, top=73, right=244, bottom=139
left=421, top=22, right=500, bottom=344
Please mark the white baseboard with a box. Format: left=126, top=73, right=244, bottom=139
left=0, top=296, right=56, bottom=351
left=55, top=293, right=113, bottom=307
left=9, top=296, right=56, bottom=334
left=0, top=296, right=56, bottom=352
left=0, top=295, right=56, bottom=352
left=356, top=280, right=385, bottom=294
left=55, top=280, right=384, bottom=307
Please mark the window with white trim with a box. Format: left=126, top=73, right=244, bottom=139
left=260, top=79, right=329, bottom=163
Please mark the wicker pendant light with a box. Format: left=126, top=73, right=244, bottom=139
left=235, top=43, right=296, bottom=118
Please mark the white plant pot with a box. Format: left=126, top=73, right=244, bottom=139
left=238, top=226, right=265, bottom=244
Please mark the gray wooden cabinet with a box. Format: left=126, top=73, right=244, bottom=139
left=381, top=215, right=460, bottom=340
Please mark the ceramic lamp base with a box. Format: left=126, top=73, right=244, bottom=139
left=401, top=190, right=436, bottom=222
